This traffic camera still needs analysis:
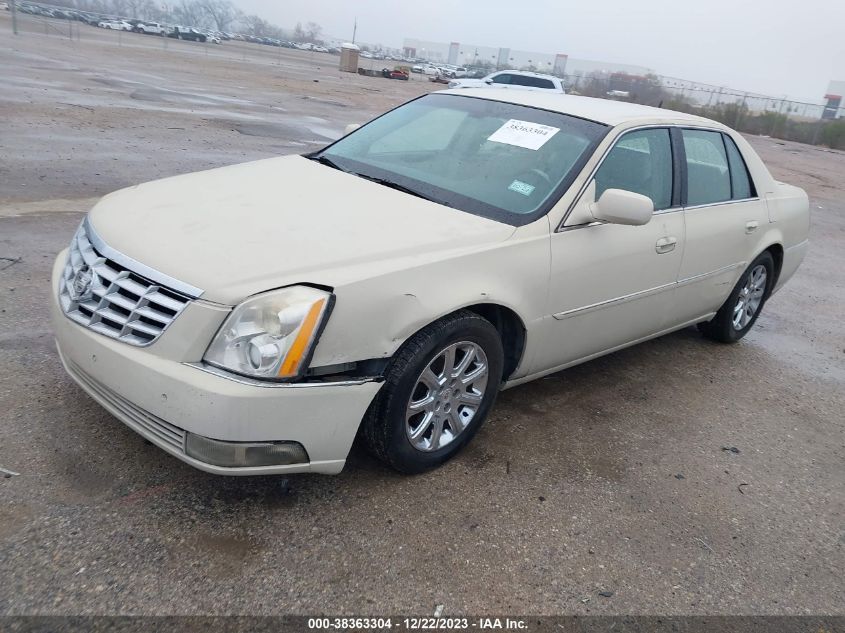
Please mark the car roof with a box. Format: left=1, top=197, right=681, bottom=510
left=492, top=70, right=559, bottom=80
left=440, top=88, right=724, bottom=128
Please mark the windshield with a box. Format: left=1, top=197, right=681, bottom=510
left=315, top=93, right=607, bottom=225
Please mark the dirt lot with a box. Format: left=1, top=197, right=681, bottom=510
left=1, top=13, right=843, bottom=616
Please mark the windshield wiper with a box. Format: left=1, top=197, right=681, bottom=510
left=309, top=155, right=440, bottom=204
left=308, top=154, right=350, bottom=173
left=356, top=174, right=440, bottom=204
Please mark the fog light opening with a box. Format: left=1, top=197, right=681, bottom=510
left=185, top=433, right=309, bottom=468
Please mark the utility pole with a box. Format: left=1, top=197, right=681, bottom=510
left=772, top=96, right=787, bottom=136
left=352, top=17, right=357, bottom=44
left=10, top=0, right=18, bottom=35
left=736, top=92, right=748, bottom=128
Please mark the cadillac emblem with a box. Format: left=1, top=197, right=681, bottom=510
left=69, top=265, right=94, bottom=302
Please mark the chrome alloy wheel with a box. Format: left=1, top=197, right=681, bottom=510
left=733, top=264, right=767, bottom=330
left=405, top=341, right=489, bottom=452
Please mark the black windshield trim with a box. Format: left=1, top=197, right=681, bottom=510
left=308, top=93, right=610, bottom=227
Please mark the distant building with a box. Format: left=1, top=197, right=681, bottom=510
left=402, top=38, right=651, bottom=77
left=823, top=80, right=845, bottom=120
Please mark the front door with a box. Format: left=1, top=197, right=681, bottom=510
left=536, top=127, right=686, bottom=372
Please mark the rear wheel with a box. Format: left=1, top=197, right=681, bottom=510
left=361, top=310, right=503, bottom=473
left=698, top=251, right=774, bottom=343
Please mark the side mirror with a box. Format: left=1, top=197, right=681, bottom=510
left=484, top=79, right=493, bottom=85
left=591, top=189, right=653, bottom=226
left=344, top=123, right=361, bottom=135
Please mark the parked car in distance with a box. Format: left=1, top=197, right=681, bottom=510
left=52, top=90, right=809, bottom=477
left=167, top=26, right=207, bottom=41
left=79, top=13, right=103, bottom=25
left=463, top=68, right=489, bottom=79
left=98, top=19, right=132, bottom=30
left=440, top=65, right=468, bottom=78
left=381, top=67, right=410, bottom=80
left=412, top=64, right=443, bottom=76
left=449, top=70, right=565, bottom=93
left=135, top=21, right=167, bottom=35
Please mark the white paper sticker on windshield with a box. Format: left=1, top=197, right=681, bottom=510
left=488, top=119, right=560, bottom=150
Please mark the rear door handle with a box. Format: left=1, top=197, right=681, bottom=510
left=745, top=221, right=759, bottom=233
left=655, top=236, right=677, bottom=254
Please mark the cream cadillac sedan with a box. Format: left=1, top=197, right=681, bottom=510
left=51, top=90, right=809, bottom=475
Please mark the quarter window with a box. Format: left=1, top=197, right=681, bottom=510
left=594, top=128, right=673, bottom=211
left=510, top=75, right=555, bottom=89
left=682, top=129, right=731, bottom=206
left=723, top=134, right=755, bottom=200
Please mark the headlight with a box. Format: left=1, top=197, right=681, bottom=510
left=203, top=286, right=333, bottom=380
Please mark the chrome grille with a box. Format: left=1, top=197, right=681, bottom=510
left=59, top=223, right=191, bottom=346
left=66, top=358, right=186, bottom=452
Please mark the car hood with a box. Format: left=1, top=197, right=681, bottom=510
left=452, top=79, right=487, bottom=88
left=87, top=155, right=515, bottom=305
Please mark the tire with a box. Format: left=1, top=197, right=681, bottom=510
left=361, top=310, right=504, bottom=474
left=698, top=250, right=775, bottom=343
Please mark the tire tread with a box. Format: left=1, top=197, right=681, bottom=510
left=361, top=310, right=502, bottom=472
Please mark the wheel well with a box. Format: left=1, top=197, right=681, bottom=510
left=462, top=303, right=526, bottom=381
left=765, top=243, right=784, bottom=291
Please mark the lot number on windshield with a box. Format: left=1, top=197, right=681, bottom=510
left=488, top=119, right=560, bottom=150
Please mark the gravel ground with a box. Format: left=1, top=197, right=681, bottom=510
left=0, top=14, right=843, bottom=616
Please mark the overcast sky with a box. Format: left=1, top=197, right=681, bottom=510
left=234, top=0, right=843, bottom=102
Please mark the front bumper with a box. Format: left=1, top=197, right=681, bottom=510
left=50, top=251, right=383, bottom=475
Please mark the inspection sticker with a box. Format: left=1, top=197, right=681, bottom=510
left=488, top=119, right=560, bottom=150
left=508, top=180, right=536, bottom=196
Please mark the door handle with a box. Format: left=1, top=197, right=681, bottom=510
left=745, top=221, right=759, bottom=234
left=655, top=236, right=677, bottom=254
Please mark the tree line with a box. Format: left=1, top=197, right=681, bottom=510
left=38, top=0, right=323, bottom=39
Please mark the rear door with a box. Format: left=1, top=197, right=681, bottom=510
left=674, top=129, right=769, bottom=321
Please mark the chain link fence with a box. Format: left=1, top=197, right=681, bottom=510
left=564, top=72, right=845, bottom=149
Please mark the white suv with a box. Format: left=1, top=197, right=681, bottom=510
left=449, top=70, right=564, bottom=93
left=136, top=22, right=166, bottom=35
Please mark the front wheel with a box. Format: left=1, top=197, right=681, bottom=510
left=361, top=310, right=504, bottom=474
left=698, top=251, right=775, bottom=343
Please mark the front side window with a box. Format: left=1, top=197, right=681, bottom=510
left=594, top=128, right=673, bottom=211
left=317, top=93, right=607, bottom=225
left=491, top=73, right=512, bottom=85
left=683, top=129, right=731, bottom=206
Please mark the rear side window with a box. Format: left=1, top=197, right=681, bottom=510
left=594, top=128, right=673, bottom=211
left=510, top=76, right=555, bottom=89
left=682, top=129, right=731, bottom=206
left=723, top=135, right=756, bottom=200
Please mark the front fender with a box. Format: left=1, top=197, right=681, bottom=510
left=310, top=219, right=551, bottom=378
